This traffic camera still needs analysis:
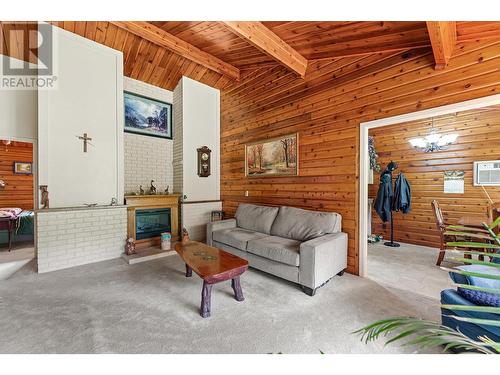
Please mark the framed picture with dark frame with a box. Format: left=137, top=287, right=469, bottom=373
left=13, top=161, right=32, bottom=175
left=124, top=91, right=173, bottom=139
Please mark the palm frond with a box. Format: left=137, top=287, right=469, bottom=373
left=448, top=257, right=500, bottom=268
left=441, top=266, right=500, bottom=282
left=353, top=317, right=496, bottom=354
left=444, top=231, right=493, bottom=240
left=446, top=241, right=500, bottom=249
left=452, top=250, right=500, bottom=259
left=450, top=316, right=500, bottom=327
left=446, top=225, right=489, bottom=233
left=441, top=304, right=500, bottom=314
left=487, top=216, right=500, bottom=231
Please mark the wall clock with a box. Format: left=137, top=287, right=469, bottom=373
left=197, top=146, right=211, bottom=177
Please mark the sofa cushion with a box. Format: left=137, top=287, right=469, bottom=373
left=212, top=228, right=268, bottom=251
left=235, top=204, right=279, bottom=235
left=246, top=236, right=301, bottom=266
left=270, top=206, right=341, bottom=241
left=449, top=264, right=500, bottom=307
left=449, top=265, right=500, bottom=289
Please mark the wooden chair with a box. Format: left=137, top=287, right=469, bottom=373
left=432, top=200, right=452, bottom=266
left=431, top=200, right=493, bottom=266
left=487, top=202, right=500, bottom=234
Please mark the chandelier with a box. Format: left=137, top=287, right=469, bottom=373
left=408, top=118, right=458, bottom=152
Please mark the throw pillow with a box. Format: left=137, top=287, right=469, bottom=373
left=457, top=288, right=500, bottom=307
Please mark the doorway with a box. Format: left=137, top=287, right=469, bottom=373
left=359, top=93, right=500, bottom=283
left=0, top=139, right=36, bottom=279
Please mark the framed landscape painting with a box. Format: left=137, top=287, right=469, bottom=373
left=245, top=133, right=298, bottom=177
left=124, top=91, right=172, bottom=139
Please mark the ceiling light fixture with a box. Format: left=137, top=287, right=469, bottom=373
left=408, top=117, right=458, bottom=152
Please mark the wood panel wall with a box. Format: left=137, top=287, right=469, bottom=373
left=0, top=141, right=34, bottom=210
left=368, top=106, right=500, bottom=248
left=220, top=39, right=500, bottom=275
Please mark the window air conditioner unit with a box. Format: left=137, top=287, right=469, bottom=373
left=474, top=160, right=500, bottom=186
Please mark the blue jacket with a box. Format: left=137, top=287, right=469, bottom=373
left=392, top=173, right=411, bottom=214
left=374, top=172, right=393, bottom=223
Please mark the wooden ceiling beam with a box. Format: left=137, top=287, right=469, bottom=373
left=110, top=21, right=240, bottom=81
left=222, top=21, right=308, bottom=78
left=426, top=21, right=457, bottom=70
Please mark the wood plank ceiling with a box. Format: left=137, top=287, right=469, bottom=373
left=2, top=21, right=499, bottom=92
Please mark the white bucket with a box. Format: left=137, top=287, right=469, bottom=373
left=161, top=232, right=171, bottom=251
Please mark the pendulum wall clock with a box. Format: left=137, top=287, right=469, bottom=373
left=197, top=146, right=211, bottom=177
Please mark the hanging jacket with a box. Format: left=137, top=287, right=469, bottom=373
left=392, top=172, right=411, bottom=214
left=374, top=172, right=393, bottom=223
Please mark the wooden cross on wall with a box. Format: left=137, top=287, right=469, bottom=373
left=77, top=133, right=92, bottom=152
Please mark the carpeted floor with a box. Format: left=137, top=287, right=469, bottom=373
left=0, top=242, right=449, bottom=354
left=368, top=241, right=455, bottom=300
left=0, top=242, right=35, bottom=281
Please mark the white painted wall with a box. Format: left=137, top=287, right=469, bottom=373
left=173, top=77, right=221, bottom=240
left=38, top=25, right=124, bottom=208
left=123, top=77, right=173, bottom=195
left=182, top=202, right=222, bottom=241
left=179, top=77, right=220, bottom=202
left=0, top=55, right=37, bottom=142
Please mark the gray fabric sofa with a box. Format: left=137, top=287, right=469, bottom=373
left=206, top=204, right=348, bottom=296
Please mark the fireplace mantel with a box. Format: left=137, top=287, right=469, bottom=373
left=125, top=194, right=181, bottom=248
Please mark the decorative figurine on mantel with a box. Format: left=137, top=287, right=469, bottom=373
left=40, top=185, right=49, bottom=209
left=164, top=185, right=170, bottom=195
left=182, top=228, right=190, bottom=243
left=139, top=185, right=145, bottom=195
left=149, top=180, right=157, bottom=195
left=110, top=197, right=118, bottom=206
left=125, top=237, right=136, bottom=255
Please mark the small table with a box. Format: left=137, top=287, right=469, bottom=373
left=174, top=240, right=249, bottom=318
left=0, top=216, right=16, bottom=251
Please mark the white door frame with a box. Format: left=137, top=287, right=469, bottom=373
left=358, top=94, right=500, bottom=277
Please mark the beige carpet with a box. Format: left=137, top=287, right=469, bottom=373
left=0, top=242, right=448, bottom=354
left=0, top=242, right=35, bottom=280
left=368, top=241, right=455, bottom=300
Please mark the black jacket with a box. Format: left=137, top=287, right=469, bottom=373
left=374, top=172, right=393, bottom=223
left=393, top=172, right=411, bottom=214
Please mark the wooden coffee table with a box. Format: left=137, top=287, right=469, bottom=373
left=174, top=240, right=249, bottom=318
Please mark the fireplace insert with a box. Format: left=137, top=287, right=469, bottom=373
left=135, top=208, right=171, bottom=240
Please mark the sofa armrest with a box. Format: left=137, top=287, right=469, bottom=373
left=206, top=218, right=237, bottom=246
left=299, top=232, right=348, bottom=289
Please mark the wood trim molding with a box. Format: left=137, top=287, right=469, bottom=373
left=222, top=21, right=308, bottom=78
left=426, top=21, right=457, bottom=70
left=110, top=21, right=240, bottom=81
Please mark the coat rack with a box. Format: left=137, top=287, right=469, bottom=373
left=385, top=161, right=400, bottom=248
